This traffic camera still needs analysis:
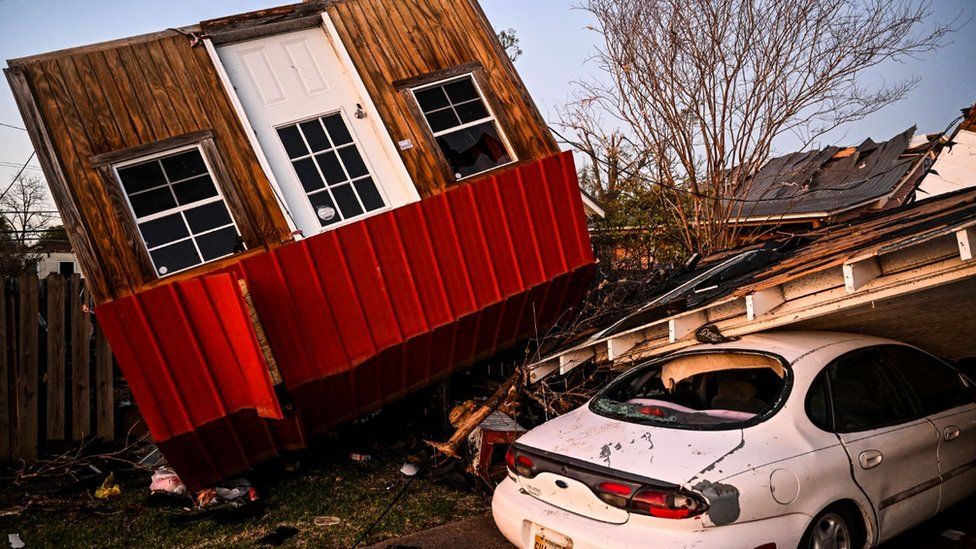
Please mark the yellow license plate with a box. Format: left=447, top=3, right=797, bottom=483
left=534, top=532, right=572, bottom=549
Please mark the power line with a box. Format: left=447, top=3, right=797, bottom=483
left=0, top=151, right=38, bottom=203
left=0, top=122, right=27, bottom=132
left=0, top=161, right=42, bottom=171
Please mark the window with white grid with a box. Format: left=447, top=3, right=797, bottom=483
left=411, top=74, right=514, bottom=179
left=114, top=146, right=243, bottom=277
left=276, top=112, right=387, bottom=228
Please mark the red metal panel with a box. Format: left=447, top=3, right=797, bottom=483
left=94, top=151, right=595, bottom=490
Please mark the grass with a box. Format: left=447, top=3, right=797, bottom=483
left=0, top=406, right=492, bottom=548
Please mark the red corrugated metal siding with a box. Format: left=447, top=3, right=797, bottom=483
left=95, top=152, right=594, bottom=489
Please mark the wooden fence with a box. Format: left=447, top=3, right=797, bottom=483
left=0, top=274, right=116, bottom=463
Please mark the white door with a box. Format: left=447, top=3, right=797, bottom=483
left=218, top=27, right=415, bottom=236
left=828, top=347, right=941, bottom=542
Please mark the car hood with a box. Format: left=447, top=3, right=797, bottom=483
left=516, top=405, right=746, bottom=487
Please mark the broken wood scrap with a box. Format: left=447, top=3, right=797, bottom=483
left=426, top=370, right=521, bottom=459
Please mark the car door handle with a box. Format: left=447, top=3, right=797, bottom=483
left=859, top=450, right=883, bottom=470
left=945, top=426, right=961, bottom=441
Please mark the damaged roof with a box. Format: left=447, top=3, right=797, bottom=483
left=729, top=127, right=939, bottom=220
left=539, top=185, right=976, bottom=367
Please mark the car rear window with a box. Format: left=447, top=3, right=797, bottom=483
left=590, top=351, right=789, bottom=429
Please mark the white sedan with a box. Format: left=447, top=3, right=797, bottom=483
left=492, top=331, right=976, bottom=548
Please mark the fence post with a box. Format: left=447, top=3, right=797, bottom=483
left=94, top=321, right=114, bottom=442
left=46, top=275, right=66, bottom=440
left=0, top=283, right=9, bottom=462
left=16, top=274, right=39, bottom=461
left=70, top=274, right=90, bottom=440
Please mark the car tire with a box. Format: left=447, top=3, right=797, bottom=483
left=799, top=504, right=865, bottom=549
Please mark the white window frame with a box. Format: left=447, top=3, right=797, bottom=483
left=273, top=108, right=392, bottom=232
left=112, top=144, right=245, bottom=277
left=410, top=73, right=517, bottom=181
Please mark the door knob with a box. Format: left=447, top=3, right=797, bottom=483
left=945, top=426, right=961, bottom=441
left=859, top=450, right=883, bottom=470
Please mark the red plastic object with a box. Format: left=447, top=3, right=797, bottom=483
left=95, top=152, right=595, bottom=490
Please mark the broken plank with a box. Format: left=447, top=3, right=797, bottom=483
left=528, top=357, right=559, bottom=384
left=607, top=332, right=645, bottom=362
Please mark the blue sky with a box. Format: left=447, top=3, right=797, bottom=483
left=0, top=0, right=973, bottom=187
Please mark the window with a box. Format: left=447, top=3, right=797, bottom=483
left=276, top=113, right=386, bottom=228
left=806, top=370, right=832, bottom=431
left=590, top=352, right=789, bottom=429
left=115, top=147, right=243, bottom=277
left=58, top=261, right=75, bottom=276
left=411, top=75, right=514, bottom=179
left=828, top=348, right=917, bottom=432
left=882, top=347, right=976, bottom=415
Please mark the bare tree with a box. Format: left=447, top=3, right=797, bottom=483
left=564, top=0, right=954, bottom=255
left=0, top=174, right=56, bottom=275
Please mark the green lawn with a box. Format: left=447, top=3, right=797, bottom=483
left=1, top=448, right=488, bottom=548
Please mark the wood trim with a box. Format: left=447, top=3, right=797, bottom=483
left=6, top=29, right=196, bottom=68
left=198, top=137, right=265, bottom=248
left=4, top=67, right=111, bottom=301
left=205, top=15, right=325, bottom=46
left=94, top=163, right=157, bottom=281
left=89, top=129, right=214, bottom=167
left=392, top=61, right=482, bottom=90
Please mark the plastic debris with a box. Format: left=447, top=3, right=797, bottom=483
left=399, top=463, right=419, bottom=477
left=349, top=453, right=372, bottom=462
left=942, top=529, right=966, bottom=541
left=150, top=467, right=187, bottom=496
left=215, top=478, right=257, bottom=504
left=313, top=516, right=341, bottom=527
left=94, top=472, right=122, bottom=500
left=196, top=489, right=220, bottom=508
left=8, top=533, right=25, bottom=549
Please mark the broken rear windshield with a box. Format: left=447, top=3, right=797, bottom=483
left=590, top=352, right=790, bottom=429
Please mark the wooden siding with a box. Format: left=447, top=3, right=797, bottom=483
left=326, top=0, right=560, bottom=197
left=6, top=33, right=292, bottom=305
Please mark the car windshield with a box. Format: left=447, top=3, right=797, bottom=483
left=591, top=351, right=789, bottom=429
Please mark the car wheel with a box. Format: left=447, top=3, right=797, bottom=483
left=800, top=506, right=860, bottom=549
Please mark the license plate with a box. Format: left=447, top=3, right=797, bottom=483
left=534, top=531, right=572, bottom=549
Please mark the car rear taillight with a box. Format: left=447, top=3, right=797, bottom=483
left=505, top=448, right=536, bottom=477
left=629, top=488, right=705, bottom=519
left=515, top=455, right=535, bottom=477
left=595, top=481, right=634, bottom=507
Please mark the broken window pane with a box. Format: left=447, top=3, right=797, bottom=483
left=412, top=74, right=513, bottom=179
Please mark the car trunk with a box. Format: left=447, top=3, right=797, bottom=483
left=514, top=407, right=746, bottom=523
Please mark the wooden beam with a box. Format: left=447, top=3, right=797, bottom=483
left=957, top=228, right=976, bottom=261
left=559, top=348, right=595, bottom=376
left=669, top=312, right=706, bottom=343
left=843, top=256, right=881, bottom=293
left=607, top=332, right=645, bottom=361
left=528, top=358, right=560, bottom=384
left=746, top=285, right=784, bottom=320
